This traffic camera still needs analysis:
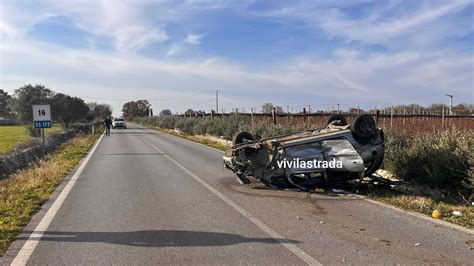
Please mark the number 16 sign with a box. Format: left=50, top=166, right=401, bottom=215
left=32, top=105, right=52, bottom=128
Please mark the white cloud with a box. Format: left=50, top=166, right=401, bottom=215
left=167, top=33, right=203, bottom=56
left=252, top=0, right=472, bottom=49
left=317, top=0, right=471, bottom=45
left=0, top=0, right=472, bottom=115
left=50, top=0, right=171, bottom=51
left=0, top=0, right=248, bottom=52
left=167, top=45, right=182, bottom=56
left=185, top=33, right=203, bottom=45
left=115, top=26, right=169, bottom=51
left=1, top=35, right=472, bottom=115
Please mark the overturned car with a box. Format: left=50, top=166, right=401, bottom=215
left=223, top=114, right=384, bottom=190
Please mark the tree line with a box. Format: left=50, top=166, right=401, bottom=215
left=118, top=99, right=473, bottom=120
left=0, top=85, right=112, bottom=128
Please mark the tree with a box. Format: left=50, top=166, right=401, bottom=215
left=159, top=109, right=172, bottom=116
left=453, top=103, right=472, bottom=116
left=185, top=109, right=195, bottom=116
left=261, top=102, right=284, bottom=113
left=87, top=102, right=113, bottom=120
left=51, top=93, right=90, bottom=128
left=122, top=99, right=150, bottom=119
left=136, top=99, right=150, bottom=116
left=9, top=84, right=54, bottom=123
left=0, top=89, right=11, bottom=115
left=275, top=106, right=284, bottom=114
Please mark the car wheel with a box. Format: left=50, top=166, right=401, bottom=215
left=232, top=131, right=254, bottom=146
left=351, top=114, right=376, bottom=139
left=326, top=114, right=347, bottom=126
left=364, top=154, right=384, bottom=177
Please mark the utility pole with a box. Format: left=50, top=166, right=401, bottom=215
left=216, top=90, right=219, bottom=114
left=445, top=93, right=453, bottom=116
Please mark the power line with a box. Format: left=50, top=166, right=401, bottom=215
left=77, top=90, right=215, bottom=102
left=150, top=91, right=214, bottom=101
left=219, top=90, right=386, bottom=107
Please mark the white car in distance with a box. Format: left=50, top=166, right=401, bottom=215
left=112, top=118, right=127, bottom=129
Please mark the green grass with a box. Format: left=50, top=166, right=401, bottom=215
left=0, top=125, right=60, bottom=154
left=0, top=133, right=100, bottom=255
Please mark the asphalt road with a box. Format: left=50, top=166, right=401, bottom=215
left=3, top=124, right=473, bottom=265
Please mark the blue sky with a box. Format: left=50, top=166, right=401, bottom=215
left=1, top=0, right=472, bottom=115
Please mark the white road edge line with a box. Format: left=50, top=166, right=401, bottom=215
left=11, top=133, right=105, bottom=266
left=149, top=126, right=474, bottom=235
left=365, top=199, right=474, bottom=235
left=138, top=135, right=322, bottom=266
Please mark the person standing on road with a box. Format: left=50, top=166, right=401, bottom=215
left=103, top=116, right=112, bottom=136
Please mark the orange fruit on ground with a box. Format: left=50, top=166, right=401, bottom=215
left=432, top=209, right=442, bottom=218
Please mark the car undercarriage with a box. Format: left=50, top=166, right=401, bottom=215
left=223, top=114, right=385, bottom=190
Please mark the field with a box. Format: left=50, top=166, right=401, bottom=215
left=0, top=125, right=61, bottom=154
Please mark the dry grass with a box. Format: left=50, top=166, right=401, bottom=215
left=369, top=190, right=473, bottom=228
left=0, top=133, right=99, bottom=255
left=150, top=126, right=229, bottom=151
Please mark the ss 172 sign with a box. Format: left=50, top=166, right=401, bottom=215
left=32, top=105, right=52, bottom=128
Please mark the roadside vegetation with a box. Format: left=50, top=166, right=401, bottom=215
left=135, top=115, right=473, bottom=228
left=0, top=133, right=100, bottom=255
left=0, top=125, right=61, bottom=154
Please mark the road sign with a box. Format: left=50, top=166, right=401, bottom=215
left=32, top=105, right=52, bottom=128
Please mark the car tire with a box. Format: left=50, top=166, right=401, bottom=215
left=351, top=114, right=376, bottom=139
left=364, top=154, right=384, bottom=177
left=232, top=131, right=254, bottom=146
left=326, top=114, right=348, bottom=126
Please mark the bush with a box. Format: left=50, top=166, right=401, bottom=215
left=175, top=118, right=196, bottom=135
left=25, top=125, right=40, bottom=137
left=384, top=128, right=473, bottom=194
left=159, top=116, right=177, bottom=129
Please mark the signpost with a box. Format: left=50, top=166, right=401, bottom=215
left=32, top=105, right=52, bottom=144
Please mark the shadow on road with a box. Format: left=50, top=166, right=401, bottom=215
left=18, top=230, right=299, bottom=247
